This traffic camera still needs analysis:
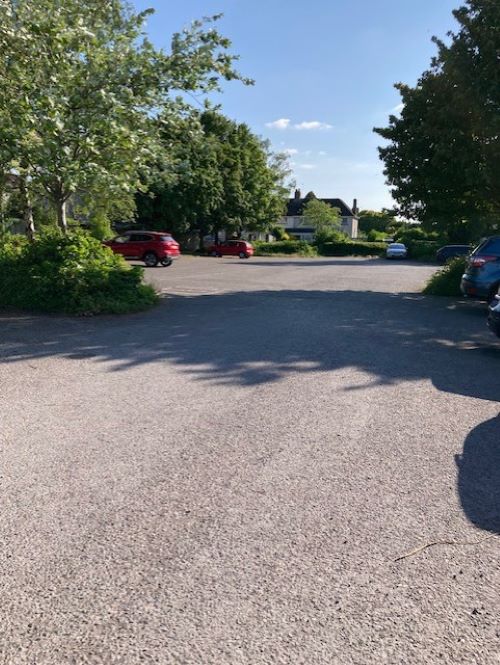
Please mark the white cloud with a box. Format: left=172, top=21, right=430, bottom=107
left=296, top=163, right=317, bottom=170
left=283, top=148, right=299, bottom=155
left=318, top=150, right=327, bottom=156
left=392, top=103, right=404, bottom=114
left=294, top=120, right=332, bottom=131
left=265, top=118, right=291, bottom=130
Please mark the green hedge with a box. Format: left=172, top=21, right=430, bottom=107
left=253, top=240, right=317, bottom=256
left=423, top=256, right=467, bottom=296
left=0, top=230, right=158, bottom=315
left=319, top=241, right=387, bottom=257
left=407, top=240, right=440, bottom=260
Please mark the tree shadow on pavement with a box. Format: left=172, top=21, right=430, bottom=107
left=0, top=289, right=498, bottom=402
left=456, top=415, right=500, bottom=533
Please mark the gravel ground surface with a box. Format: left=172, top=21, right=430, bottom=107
left=1, top=256, right=499, bottom=664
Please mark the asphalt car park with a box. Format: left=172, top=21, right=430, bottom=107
left=1, top=256, right=498, bottom=665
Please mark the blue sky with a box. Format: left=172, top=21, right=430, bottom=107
left=133, top=0, right=460, bottom=211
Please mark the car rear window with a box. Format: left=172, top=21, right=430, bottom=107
left=478, top=238, right=500, bottom=255
left=160, top=235, right=174, bottom=242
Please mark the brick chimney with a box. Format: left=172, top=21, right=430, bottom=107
left=294, top=189, right=301, bottom=200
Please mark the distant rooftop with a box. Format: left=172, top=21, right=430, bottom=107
left=286, top=191, right=358, bottom=218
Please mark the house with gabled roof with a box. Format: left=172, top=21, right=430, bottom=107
left=278, top=190, right=359, bottom=240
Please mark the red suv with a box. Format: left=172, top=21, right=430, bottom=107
left=208, top=240, right=254, bottom=259
left=105, top=231, right=180, bottom=267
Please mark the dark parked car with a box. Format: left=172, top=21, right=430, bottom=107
left=436, top=244, right=470, bottom=264
left=105, top=231, right=181, bottom=267
left=487, top=296, right=500, bottom=338
left=460, top=236, right=500, bottom=303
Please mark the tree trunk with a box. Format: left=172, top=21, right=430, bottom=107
left=57, top=199, right=68, bottom=234
left=20, top=176, right=35, bottom=241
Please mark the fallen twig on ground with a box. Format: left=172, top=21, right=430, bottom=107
left=395, top=533, right=498, bottom=562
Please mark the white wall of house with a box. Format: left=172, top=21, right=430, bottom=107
left=340, top=217, right=358, bottom=238
left=279, top=215, right=358, bottom=240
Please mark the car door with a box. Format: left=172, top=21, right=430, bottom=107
left=124, top=233, right=145, bottom=259
left=226, top=241, right=238, bottom=256
left=136, top=233, right=154, bottom=260
left=109, top=235, right=132, bottom=257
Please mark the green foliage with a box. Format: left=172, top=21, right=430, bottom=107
left=319, top=241, right=387, bottom=257
left=253, top=240, right=317, bottom=257
left=254, top=239, right=387, bottom=258
left=423, top=256, right=467, bottom=296
left=394, top=227, right=441, bottom=260
left=88, top=210, right=113, bottom=241
left=314, top=227, right=348, bottom=254
left=395, top=226, right=440, bottom=244
left=0, top=2, right=249, bottom=232
left=358, top=209, right=396, bottom=234
left=408, top=240, right=441, bottom=261
left=271, top=225, right=290, bottom=241
left=136, top=110, right=290, bottom=244
left=0, top=229, right=158, bottom=314
left=0, top=233, right=28, bottom=257
left=374, top=0, right=500, bottom=242
left=366, top=229, right=387, bottom=242
left=302, top=199, right=341, bottom=236
left=395, top=226, right=429, bottom=242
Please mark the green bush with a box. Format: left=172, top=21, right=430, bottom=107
left=407, top=240, right=440, bottom=261
left=253, top=240, right=317, bottom=256
left=270, top=225, right=290, bottom=241
left=0, top=229, right=158, bottom=315
left=89, top=209, right=114, bottom=240
left=314, top=228, right=348, bottom=253
left=423, top=256, right=467, bottom=296
left=366, top=229, right=387, bottom=242
left=395, top=226, right=429, bottom=243
left=319, top=241, right=387, bottom=257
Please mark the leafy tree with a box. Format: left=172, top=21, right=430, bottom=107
left=358, top=209, right=396, bottom=234
left=0, top=1, right=249, bottom=234
left=136, top=110, right=290, bottom=246
left=302, top=198, right=341, bottom=236
left=374, top=0, right=499, bottom=243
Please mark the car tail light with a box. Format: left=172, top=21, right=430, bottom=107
left=470, top=255, right=497, bottom=267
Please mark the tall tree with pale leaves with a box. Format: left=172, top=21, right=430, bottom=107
left=0, top=0, right=249, bottom=233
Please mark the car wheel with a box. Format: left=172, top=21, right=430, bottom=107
left=161, top=257, right=173, bottom=267
left=487, top=284, right=500, bottom=306
left=239, top=252, right=246, bottom=259
left=211, top=250, right=221, bottom=257
left=143, top=252, right=158, bottom=267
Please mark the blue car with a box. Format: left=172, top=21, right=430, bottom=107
left=460, top=236, right=500, bottom=303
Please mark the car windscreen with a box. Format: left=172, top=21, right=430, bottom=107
left=390, top=244, right=405, bottom=249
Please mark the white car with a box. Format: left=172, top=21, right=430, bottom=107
left=386, top=242, right=408, bottom=259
